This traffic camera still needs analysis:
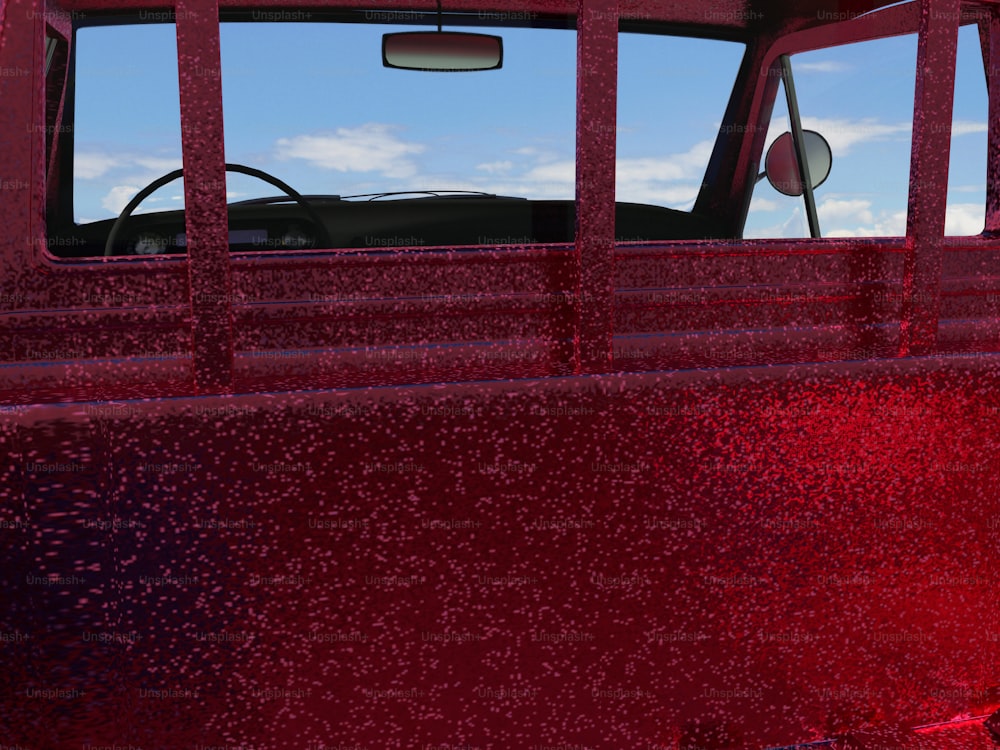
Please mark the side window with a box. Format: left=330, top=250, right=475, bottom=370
left=945, top=22, right=987, bottom=236
left=745, top=33, right=918, bottom=239
left=615, top=33, right=745, bottom=241
left=71, top=24, right=183, bottom=226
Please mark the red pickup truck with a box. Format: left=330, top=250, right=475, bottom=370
left=3, top=0, right=1000, bottom=747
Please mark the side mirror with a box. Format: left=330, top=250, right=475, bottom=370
left=764, top=130, right=832, bottom=197
left=382, top=31, right=503, bottom=72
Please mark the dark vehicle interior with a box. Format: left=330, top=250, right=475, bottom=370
left=61, top=194, right=728, bottom=257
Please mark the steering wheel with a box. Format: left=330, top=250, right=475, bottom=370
left=104, top=163, right=332, bottom=256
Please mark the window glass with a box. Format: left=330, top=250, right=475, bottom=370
left=945, top=22, right=987, bottom=236
left=745, top=33, right=918, bottom=238
left=219, top=21, right=577, bottom=249
left=72, top=24, right=183, bottom=224
left=220, top=21, right=576, bottom=196
left=69, top=19, right=575, bottom=254
left=615, top=34, right=745, bottom=239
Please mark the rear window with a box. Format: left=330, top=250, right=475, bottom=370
left=69, top=17, right=578, bottom=254
left=616, top=33, right=745, bottom=215
left=72, top=23, right=183, bottom=223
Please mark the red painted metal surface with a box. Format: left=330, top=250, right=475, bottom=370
left=899, top=0, right=959, bottom=356
left=175, top=0, right=235, bottom=393
left=5, top=360, right=1000, bottom=749
left=574, top=0, right=617, bottom=373
left=4, top=0, right=999, bottom=397
left=986, top=10, right=1000, bottom=233
left=4, top=0, right=1000, bottom=747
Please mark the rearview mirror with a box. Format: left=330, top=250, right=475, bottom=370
left=764, top=130, right=832, bottom=197
left=382, top=31, right=503, bottom=71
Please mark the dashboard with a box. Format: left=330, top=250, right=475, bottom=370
left=52, top=196, right=728, bottom=258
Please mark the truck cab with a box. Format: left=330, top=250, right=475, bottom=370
left=3, top=0, right=1000, bottom=748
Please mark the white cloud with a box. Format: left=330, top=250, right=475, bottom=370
left=951, top=121, right=988, bottom=137
left=945, top=203, right=984, bottom=235
left=745, top=207, right=808, bottom=239
left=134, top=157, right=183, bottom=173
left=523, top=160, right=575, bottom=185
left=781, top=117, right=984, bottom=159
left=475, top=159, right=575, bottom=199
left=617, top=158, right=687, bottom=183
left=77, top=153, right=183, bottom=180
left=819, top=198, right=874, bottom=226
left=749, top=196, right=779, bottom=212
left=96, top=185, right=238, bottom=216
left=825, top=209, right=907, bottom=237
left=749, top=196, right=907, bottom=238
left=753, top=201, right=982, bottom=238
left=819, top=202, right=984, bottom=237
left=75, top=153, right=122, bottom=179
left=275, top=124, right=426, bottom=179
left=512, top=146, right=557, bottom=161
left=800, top=117, right=911, bottom=155
left=456, top=139, right=718, bottom=206
left=614, top=140, right=716, bottom=206
left=101, top=185, right=143, bottom=215
left=757, top=198, right=983, bottom=238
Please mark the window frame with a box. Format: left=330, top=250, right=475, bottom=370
left=741, top=0, right=981, bottom=355
left=744, top=4, right=991, bottom=242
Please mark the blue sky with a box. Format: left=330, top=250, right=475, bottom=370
left=72, top=14, right=987, bottom=238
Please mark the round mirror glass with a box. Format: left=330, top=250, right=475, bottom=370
left=764, top=130, right=832, bottom=197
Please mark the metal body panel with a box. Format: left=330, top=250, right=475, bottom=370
left=3, top=0, right=1000, bottom=746
left=5, top=359, right=1000, bottom=747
